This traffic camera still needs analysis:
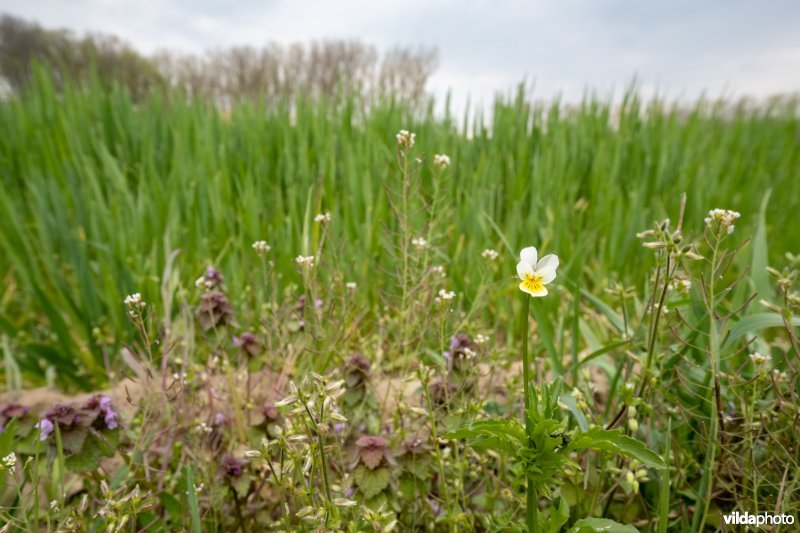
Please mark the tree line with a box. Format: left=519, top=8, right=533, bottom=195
left=0, top=14, right=438, bottom=103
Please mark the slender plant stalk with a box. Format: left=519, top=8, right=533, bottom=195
left=422, top=375, right=455, bottom=532
left=692, top=236, right=722, bottom=532
left=519, top=295, right=538, bottom=531
left=303, top=403, right=332, bottom=506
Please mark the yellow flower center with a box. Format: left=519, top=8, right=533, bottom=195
left=521, top=273, right=544, bottom=293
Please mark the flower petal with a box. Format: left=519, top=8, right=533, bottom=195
left=540, top=269, right=557, bottom=284
left=520, top=246, right=538, bottom=267
left=535, top=254, right=559, bottom=277
left=516, top=260, right=534, bottom=280
left=519, top=281, right=548, bottom=297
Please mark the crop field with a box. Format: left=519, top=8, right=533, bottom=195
left=0, top=72, right=799, bottom=531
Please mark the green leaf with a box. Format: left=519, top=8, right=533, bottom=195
left=160, top=491, right=182, bottom=525
left=751, top=189, right=772, bottom=302
left=548, top=496, right=571, bottom=533
left=59, top=426, right=90, bottom=455
left=569, top=427, right=666, bottom=470
left=569, top=518, right=639, bottom=533
left=727, top=313, right=800, bottom=344
left=185, top=466, right=202, bottom=533
left=399, top=474, right=427, bottom=500
left=559, top=393, right=589, bottom=432
left=445, top=419, right=527, bottom=455
left=530, top=298, right=562, bottom=375
left=64, top=447, right=100, bottom=472
left=567, top=340, right=631, bottom=373
left=232, top=474, right=252, bottom=498
left=354, top=465, right=390, bottom=499
left=580, top=288, right=627, bottom=335
left=404, top=459, right=431, bottom=480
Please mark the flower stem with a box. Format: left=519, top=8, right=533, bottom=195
left=692, top=234, right=722, bottom=532
left=519, top=295, right=538, bottom=531
left=520, top=295, right=531, bottom=421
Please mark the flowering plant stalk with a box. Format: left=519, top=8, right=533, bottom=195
left=518, top=293, right=538, bottom=530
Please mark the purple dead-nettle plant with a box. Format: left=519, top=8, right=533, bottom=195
left=221, top=454, right=248, bottom=477
left=344, top=353, right=371, bottom=388
left=353, top=435, right=393, bottom=470
left=232, top=332, right=259, bottom=358
left=197, top=290, right=234, bottom=331
left=195, top=266, right=225, bottom=291
left=401, top=434, right=432, bottom=457
left=85, top=395, right=119, bottom=430
left=428, top=378, right=457, bottom=409
left=0, top=403, right=29, bottom=432
left=444, top=332, right=477, bottom=372
left=35, top=395, right=119, bottom=442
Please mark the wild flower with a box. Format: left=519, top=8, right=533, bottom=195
left=438, top=289, right=455, bottom=301
left=750, top=352, right=772, bottom=366
left=0, top=403, right=29, bottom=432
left=704, top=208, right=740, bottom=234
left=232, top=332, right=259, bottom=358
left=1, top=452, right=15, bottom=474
left=474, top=333, right=489, bottom=345
left=411, top=237, right=429, bottom=250
left=197, top=291, right=233, bottom=331
left=344, top=353, right=372, bottom=388
left=516, top=246, right=559, bottom=297
left=402, top=435, right=430, bottom=456
left=123, top=293, right=145, bottom=314
left=295, top=255, right=315, bottom=268
left=252, top=240, right=271, bottom=256
left=445, top=333, right=477, bottom=370
left=428, top=378, right=456, bottom=407
left=772, top=369, right=789, bottom=383
left=572, top=388, right=589, bottom=414
left=354, top=435, right=392, bottom=469
left=87, top=395, right=119, bottom=430
left=616, top=461, right=649, bottom=495
left=220, top=454, right=248, bottom=477
left=346, top=281, right=358, bottom=290
left=669, top=274, right=692, bottom=294
left=396, top=129, right=415, bottom=150
left=481, top=248, right=499, bottom=261
left=204, top=267, right=226, bottom=289
left=35, top=396, right=119, bottom=442
left=261, top=402, right=282, bottom=425
left=314, top=212, right=332, bottom=224
left=430, top=265, right=445, bottom=277
left=35, top=418, right=55, bottom=441
left=433, top=153, right=450, bottom=169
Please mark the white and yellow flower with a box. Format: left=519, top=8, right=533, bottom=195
left=516, top=246, right=559, bottom=297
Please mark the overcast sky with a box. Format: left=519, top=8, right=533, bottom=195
left=3, top=0, right=799, bottom=113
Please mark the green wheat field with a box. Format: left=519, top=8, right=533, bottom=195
left=1, top=70, right=799, bottom=531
